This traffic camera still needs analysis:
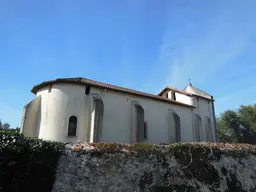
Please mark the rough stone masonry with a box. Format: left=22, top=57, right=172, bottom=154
left=52, top=142, right=256, bottom=192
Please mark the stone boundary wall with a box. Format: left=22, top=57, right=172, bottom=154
left=52, top=143, right=256, bottom=192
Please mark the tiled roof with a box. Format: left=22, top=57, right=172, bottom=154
left=158, top=86, right=214, bottom=101
left=31, top=77, right=195, bottom=108
left=183, top=83, right=212, bottom=99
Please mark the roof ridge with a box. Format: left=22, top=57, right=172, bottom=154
left=31, top=77, right=197, bottom=108
left=158, top=86, right=213, bottom=101
left=184, top=83, right=212, bottom=97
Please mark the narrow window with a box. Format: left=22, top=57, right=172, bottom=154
left=93, top=98, right=104, bottom=142
left=206, top=117, right=214, bottom=141
left=48, top=84, right=52, bottom=93
left=85, top=86, right=91, bottom=95
left=195, top=114, right=202, bottom=141
left=173, top=113, right=181, bottom=142
left=144, top=122, right=148, bottom=140
left=167, top=109, right=181, bottom=143
left=68, top=116, right=77, bottom=136
left=171, top=91, right=176, bottom=100
left=135, top=104, right=144, bottom=142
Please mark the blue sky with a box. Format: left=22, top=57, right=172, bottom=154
left=0, top=0, right=256, bottom=127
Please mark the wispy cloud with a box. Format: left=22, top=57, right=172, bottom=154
left=159, top=1, right=256, bottom=88
left=215, top=85, right=256, bottom=115
left=150, top=1, right=256, bottom=114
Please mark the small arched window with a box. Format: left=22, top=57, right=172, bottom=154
left=206, top=117, right=214, bottom=141
left=167, top=110, right=181, bottom=143
left=68, top=116, right=77, bottom=136
left=173, top=113, right=181, bottom=142
left=195, top=114, right=202, bottom=141
left=135, top=104, right=144, bottom=142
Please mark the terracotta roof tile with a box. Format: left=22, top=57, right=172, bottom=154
left=31, top=77, right=196, bottom=108
left=158, top=87, right=214, bottom=101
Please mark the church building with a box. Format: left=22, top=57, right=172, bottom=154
left=20, top=77, right=217, bottom=144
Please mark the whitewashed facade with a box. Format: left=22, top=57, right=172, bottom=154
left=21, top=78, right=217, bottom=144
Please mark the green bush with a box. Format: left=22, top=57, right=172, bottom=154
left=1, top=129, right=256, bottom=192
left=0, top=130, right=65, bottom=192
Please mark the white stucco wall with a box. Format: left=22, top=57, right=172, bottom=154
left=161, top=89, right=216, bottom=142
left=36, top=84, right=88, bottom=143
left=26, top=83, right=215, bottom=144
left=166, top=90, right=193, bottom=105
left=193, top=97, right=216, bottom=142
left=20, top=96, right=41, bottom=137
left=167, top=91, right=172, bottom=99
left=175, top=92, right=193, bottom=105
left=90, top=88, right=194, bottom=144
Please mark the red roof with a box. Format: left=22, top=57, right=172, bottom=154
left=158, top=86, right=214, bottom=101
left=31, top=77, right=195, bottom=108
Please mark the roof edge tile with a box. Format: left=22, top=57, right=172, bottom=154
left=31, top=77, right=196, bottom=108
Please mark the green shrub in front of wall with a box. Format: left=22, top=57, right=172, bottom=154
left=0, top=130, right=65, bottom=192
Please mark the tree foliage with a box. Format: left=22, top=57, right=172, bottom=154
left=217, top=104, right=256, bottom=144
left=0, top=119, right=20, bottom=132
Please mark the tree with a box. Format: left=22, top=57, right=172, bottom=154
left=0, top=119, right=19, bottom=131
left=216, top=104, right=256, bottom=144
left=2, top=123, right=10, bottom=129
left=0, top=120, right=10, bottom=130
left=238, top=105, right=256, bottom=134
